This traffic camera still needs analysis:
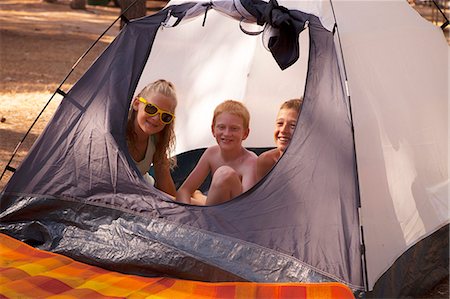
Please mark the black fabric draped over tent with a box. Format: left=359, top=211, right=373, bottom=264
left=0, top=0, right=364, bottom=293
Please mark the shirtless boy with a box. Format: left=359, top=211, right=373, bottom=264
left=256, top=98, right=302, bottom=181
left=176, top=100, right=257, bottom=205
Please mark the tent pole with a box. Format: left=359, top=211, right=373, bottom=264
left=329, top=0, right=370, bottom=292
left=0, top=0, right=142, bottom=183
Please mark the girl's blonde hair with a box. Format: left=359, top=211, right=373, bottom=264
left=127, top=79, right=177, bottom=169
left=212, top=100, right=250, bottom=129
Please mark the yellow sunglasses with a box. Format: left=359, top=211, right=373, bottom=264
left=138, top=97, right=175, bottom=124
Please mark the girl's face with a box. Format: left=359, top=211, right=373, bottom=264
left=212, top=112, right=249, bottom=151
left=132, top=92, right=176, bottom=137
left=274, top=108, right=298, bottom=153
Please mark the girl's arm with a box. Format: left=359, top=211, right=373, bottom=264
left=176, top=149, right=211, bottom=204
left=153, top=158, right=177, bottom=197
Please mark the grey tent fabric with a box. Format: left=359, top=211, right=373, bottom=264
left=0, top=0, right=365, bottom=292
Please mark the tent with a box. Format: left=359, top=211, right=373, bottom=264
left=0, top=0, right=448, bottom=297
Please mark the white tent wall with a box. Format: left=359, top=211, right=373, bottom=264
left=331, top=0, right=449, bottom=290
left=240, top=28, right=309, bottom=147
left=135, top=7, right=309, bottom=154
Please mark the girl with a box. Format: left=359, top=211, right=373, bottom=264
left=256, top=98, right=303, bottom=181
left=126, top=79, right=177, bottom=196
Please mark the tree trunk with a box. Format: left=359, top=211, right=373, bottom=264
left=120, top=0, right=146, bottom=29
left=70, top=0, right=86, bottom=10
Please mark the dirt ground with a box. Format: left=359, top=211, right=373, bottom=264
left=0, top=1, right=448, bottom=298
left=0, top=0, right=120, bottom=189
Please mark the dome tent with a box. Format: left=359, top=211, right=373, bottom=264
left=0, top=0, right=448, bottom=298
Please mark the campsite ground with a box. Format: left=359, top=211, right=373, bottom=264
left=0, top=0, right=120, bottom=190
left=0, top=1, right=448, bottom=298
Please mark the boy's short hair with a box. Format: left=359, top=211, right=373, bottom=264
left=280, top=98, right=303, bottom=112
left=212, top=100, right=250, bottom=129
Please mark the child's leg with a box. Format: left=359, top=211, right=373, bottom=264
left=206, top=166, right=242, bottom=205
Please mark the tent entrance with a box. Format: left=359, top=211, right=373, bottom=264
left=134, top=9, right=310, bottom=156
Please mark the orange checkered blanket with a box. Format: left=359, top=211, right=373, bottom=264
left=0, top=233, right=354, bottom=298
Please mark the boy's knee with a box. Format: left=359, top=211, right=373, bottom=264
left=207, top=166, right=243, bottom=204
left=213, top=166, right=240, bottom=185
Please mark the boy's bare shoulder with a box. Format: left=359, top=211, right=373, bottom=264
left=257, top=148, right=279, bottom=163
left=204, top=145, right=220, bottom=153
left=259, top=148, right=277, bottom=159
left=203, top=145, right=221, bottom=159
left=244, top=148, right=258, bottom=160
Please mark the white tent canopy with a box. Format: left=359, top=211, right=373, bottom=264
left=331, top=0, right=449, bottom=289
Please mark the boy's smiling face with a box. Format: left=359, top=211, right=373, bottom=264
left=274, top=107, right=298, bottom=153
left=212, top=112, right=249, bottom=150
